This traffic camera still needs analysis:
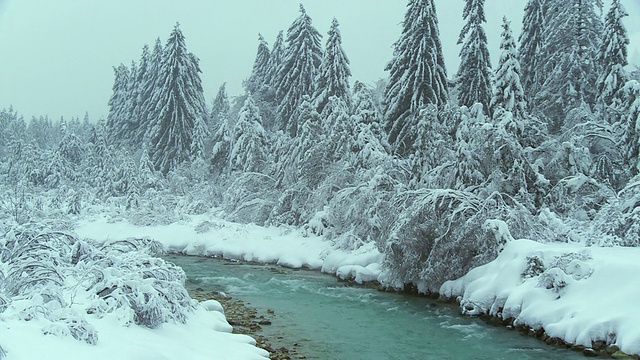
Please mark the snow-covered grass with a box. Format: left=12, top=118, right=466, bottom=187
left=440, top=239, right=640, bottom=355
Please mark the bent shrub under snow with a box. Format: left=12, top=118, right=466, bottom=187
left=377, top=188, right=535, bottom=293
left=0, top=226, right=196, bottom=345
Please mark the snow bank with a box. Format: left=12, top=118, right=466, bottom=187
left=440, top=239, right=640, bottom=355
left=75, top=214, right=385, bottom=284
left=1, top=306, right=267, bottom=360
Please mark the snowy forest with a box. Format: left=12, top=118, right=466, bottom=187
left=2, top=0, right=640, bottom=351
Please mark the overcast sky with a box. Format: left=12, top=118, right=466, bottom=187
left=1, top=0, right=639, bottom=122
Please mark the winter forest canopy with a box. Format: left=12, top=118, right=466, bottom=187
left=2, top=0, right=640, bottom=344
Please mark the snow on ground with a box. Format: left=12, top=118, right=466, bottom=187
left=0, top=221, right=270, bottom=360
left=440, top=239, right=640, bottom=355
left=1, top=306, right=267, bottom=360
left=75, top=213, right=385, bottom=282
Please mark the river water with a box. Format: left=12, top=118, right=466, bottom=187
left=165, top=255, right=583, bottom=360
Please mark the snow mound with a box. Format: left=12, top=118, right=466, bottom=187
left=440, top=239, right=640, bottom=355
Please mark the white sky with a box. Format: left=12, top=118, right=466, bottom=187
left=0, top=0, right=639, bottom=122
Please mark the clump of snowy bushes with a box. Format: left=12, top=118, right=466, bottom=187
left=0, top=225, right=195, bottom=345
left=377, top=189, right=537, bottom=293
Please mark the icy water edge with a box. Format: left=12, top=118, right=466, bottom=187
left=164, top=255, right=584, bottom=360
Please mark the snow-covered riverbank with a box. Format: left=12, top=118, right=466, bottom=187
left=77, top=214, right=640, bottom=357
left=440, top=239, right=640, bottom=357
left=75, top=213, right=385, bottom=284
left=4, top=213, right=638, bottom=359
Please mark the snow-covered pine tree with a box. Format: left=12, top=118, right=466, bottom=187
left=456, top=0, right=492, bottom=112
left=518, top=0, right=546, bottom=102
left=106, top=63, right=131, bottom=145
left=27, top=115, right=54, bottom=150
left=137, top=38, right=163, bottom=146
left=352, top=81, right=386, bottom=145
left=0, top=107, right=18, bottom=149
left=210, top=114, right=234, bottom=175
left=123, top=60, right=139, bottom=145
left=263, top=31, right=285, bottom=97
left=79, top=111, right=91, bottom=140
left=490, top=17, right=526, bottom=118
left=190, top=81, right=210, bottom=161
left=85, top=118, right=114, bottom=191
left=127, top=45, right=150, bottom=147
left=535, top=0, right=603, bottom=129
left=210, top=83, right=230, bottom=128
left=352, top=81, right=380, bottom=124
left=208, top=86, right=234, bottom=175
left=622, top=81, right=640, bottom=175
left=408, top=106, right=452, bottom=184
left=229, top=95, right=268, bottom=173
left=313, top=18, right=352, bottom=115
left=147, top=24, right=208, bottom=175
left=275, top=5, right=323, bottom=136
left=323, top=96, right=354, bottom=161
left=244, top=34, right=271, bottom=96
left=596, top=0, right=629, bottom=110
left=447, top=104, right=486, bottom=190
left=275, top=96, right=325, bottom=185
left=384, top=0, right=448, bottom=157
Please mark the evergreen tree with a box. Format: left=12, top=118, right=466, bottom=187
left=323, top=96, right=354, bottom=161
left=106, top=63, right=131, bottom=145
left=536, top=0, right=603, bottom=128
left=276, top=96, right=326, bottom=185
left=28, top=115, right=54, bottom=149
left=490, top=17, right=527, bottom=118
left=80, top=111, right=91, bottom=140
left=190, top=108, right=210, bottom=162
left=264, top=31, right=285, bottom=94
left=313, top=18, right=352, bottom=115
left=352, top=81, right=385, bottom=143
left=129, top=44, right=150, bottom=146
left=622, top=81, right=640, bottom=175
left=210, top=114, right=234, bottom=175
left=446, top=104, right=487, bottom=190
left=210, top=83, right=230, bottom=127
left=148, top=24, right=208, bottom=174
left=245, top=34, right=271, bottom=95
left=229, top=95, right=268, bottom=173
left=209, top=84, right=233, bottom=173
left=456, top=0, right=492, bottom=112
left=137, top=38, right=164, bottom=146
left=518, top=0, right=546, bottom=100
left=384, top=0, right=448, bottom=156
left=408, top=106, right=452, bottom=183
left=275, top=5, right=323, bottom=136
left=123, top=60, right=138, bottom=145
left=597, top=0, right=629, bottom=109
